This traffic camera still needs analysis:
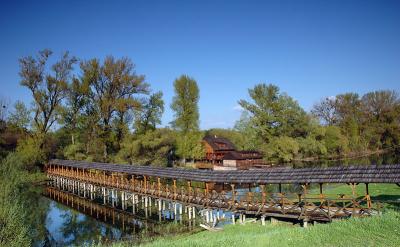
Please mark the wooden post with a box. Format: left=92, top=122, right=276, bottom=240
left=365, top=183, right=371, bottom=208
left=350, top=183, right=357, bottom=216
left=157, top=177, right=161, bottom=196
left=173, top=179, right=177, bottom=200
left=187, top=181, right=192, bottom=200
left=144, top=176, right=147, bottom=194
left=319, top=183, right=324, bottom=204
left=350, top=183, right=357, bottom=197
left=260, top=184, right=266, bottom=205
left=230, top=184, right=235, bottom=207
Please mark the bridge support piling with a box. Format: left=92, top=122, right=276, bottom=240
left=121, top=191, right=125, bottom=210
left=174, top=202, right=177, bottom=216
left=271, top=217, right=278, bottom=225
left=261, top=216, right=266, bottom=226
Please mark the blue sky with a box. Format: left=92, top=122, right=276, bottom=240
left=0, top=0, right=399, bottom=129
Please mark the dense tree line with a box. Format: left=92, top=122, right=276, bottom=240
left=1, top=50, right=399, bottom=166
left=229, top=84, right=400, bottom=163
left=1, top=50, right=204, bottom=167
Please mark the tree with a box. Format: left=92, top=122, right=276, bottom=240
left=134, top=91, right=164, bottom=134
left=233, top=111, right=261, bottom=150
left=170, top=75, right=202, bottom=163
left=311, top=97, right=337, bottom=125
left=170, top=75, right=200, bottom=132
left=8, top=101, right=31, bottom=129
left=19, top=49, right=77, bottom=135
left=361, top=90, right=400, bottom=148
left=239, top=83, right=308, bottom=143
left=61, top=78, right=88, bottom=145
left=324, top=125, right=349, bottom=155
left=80, top=56, right=149, bottom=159
left=115, top=128, right=175, bottom=166
left=264, top=136, right=300, bottom=163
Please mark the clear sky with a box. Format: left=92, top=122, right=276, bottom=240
left=0, top=0, right=399, bottom=129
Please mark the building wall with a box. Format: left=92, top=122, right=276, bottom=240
left=223, top=159, right=237, bottom=167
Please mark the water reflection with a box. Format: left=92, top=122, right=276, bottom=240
left=34, top=187, right=197, bottom=246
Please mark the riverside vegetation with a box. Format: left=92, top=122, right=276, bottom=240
left=1, top=50, right=399, bottom=165
left=0, top=50, right=399, bottom=246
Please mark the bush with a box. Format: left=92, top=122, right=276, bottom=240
left=264, top=136, right=300, bottom=163
left=324, top=126, right=349, bottom=155
left=298, top=136, right=327, bottom=158
left=64, top=142, right=87, bottom=160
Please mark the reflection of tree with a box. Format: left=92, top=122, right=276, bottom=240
left=58, top=210, right=106, bottom=246
left=18, top=186, right=51, bottom=246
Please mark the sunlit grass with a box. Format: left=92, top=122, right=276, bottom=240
left=102, top=183, right=400, bottom=247
left=136, top=211, right=400, bottom=247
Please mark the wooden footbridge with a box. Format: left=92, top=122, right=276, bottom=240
left=45, top=159, right=400, bottom=224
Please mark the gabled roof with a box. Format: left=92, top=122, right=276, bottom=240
left=223, top=151, right=264, bottom=160
left=203, top=136, right=236, bottom=151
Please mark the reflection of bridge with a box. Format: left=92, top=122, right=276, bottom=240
left=46, top=159, right=400, bottom=224
left=45, top=187, right=195, bottom=236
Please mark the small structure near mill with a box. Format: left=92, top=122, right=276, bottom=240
left=201, top=135, right=264, bottom=170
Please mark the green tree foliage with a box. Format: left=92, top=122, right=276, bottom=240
left=175, top=131, right=204, bottom=162
left=170, top=75, right=203, bottom=162
left=0, top=139, right=47, bottom=246
left=312, top=90, right=400, bottom=155
left=134, top=91, right=164, bottom=134
left=115, top=128, right=175, bottom=166
left=298, top=136, right=327, bottom=158
left=7, top=101, right=31, bottom=130
left=361, top=90, right=400, bottom=149
left=263, top=136, right=300, bottom=163
left=324, top=126, right=349, bottom=155
left=233, top=111, right=262, bottom=150
left=19, top=50, right=77, bottom=135
left=61, top=78, right=88, bottom=145
left=80, top=56, right=149, bottom=160
left=63, top=142, right=87, bottom=161
left=239, top=83, right=309, bottom=143
left=170, top=75, right=200, bottom=132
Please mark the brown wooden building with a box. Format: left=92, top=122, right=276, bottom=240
left=202, top=135, right=264, bottom=170
left=202, top=135, right=236, bottom=163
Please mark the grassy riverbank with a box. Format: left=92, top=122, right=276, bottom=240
left=103, top=183, right=400, bottom=247
left=138, top=212, right=400, bottom=247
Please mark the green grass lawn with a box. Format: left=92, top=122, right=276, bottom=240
left=139, top=211, right=400, bottom=247
left=313, top=183, right=400, bottom=198
left=309, top=183, right=400, bottom=209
